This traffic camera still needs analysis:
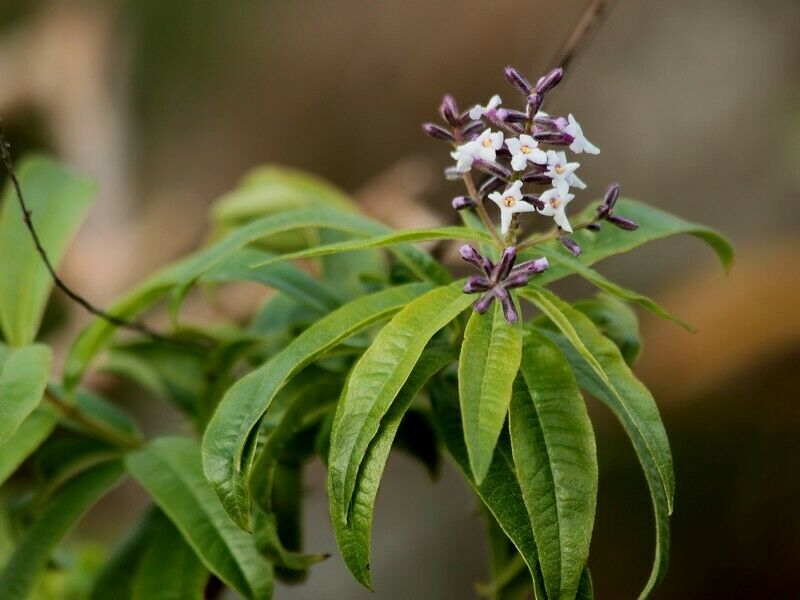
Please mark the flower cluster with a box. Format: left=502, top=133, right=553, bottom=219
left=424, top=65, right=640, bottom=323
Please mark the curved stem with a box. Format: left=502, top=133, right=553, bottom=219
left=516, top=215, right=600, bottom=251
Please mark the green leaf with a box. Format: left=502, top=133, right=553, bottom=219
left=509, top=329, right=597, bottom=600
left=328, top=282, right=473, bottom=517
left=0, top=344, right=52, bottom=445
left=576, top=567, right=594, bottom=600
left=531, top=198, right=733, bottom=286
left=0, top=407, right=56, bottom=487
left=252, top=226, right=492, bottom=267
left=253, top=508, right=327, bottom=574
left=0, top=460, right=124, bottom=600
left=574, top=294, right=642, bottom=366
left=458, top=302, right=522, bottom=484
left=203, top=283, right=431, bottom=530
left=523, top=287, right=672, bottom=599
left=0, top=156, right=95, bottom=346
left=126, top=437, right=273, bottom=600
left=429, top=378, right=546, bottom=599
left=537, top=247, right=693, bottom=331
left=131, top=510, right=209, bottom=600
left=330, top=346, right=453, bottom=588
left=90, top=506, right=162, bottom=600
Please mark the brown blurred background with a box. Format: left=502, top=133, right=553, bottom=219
left=1, top=0, right=799, bottom=598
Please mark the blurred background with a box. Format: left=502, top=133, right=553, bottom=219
left=1, top=0, right=799, bottom=598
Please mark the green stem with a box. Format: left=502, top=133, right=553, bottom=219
left=462, top=173, right=505, bottom=250
left=516, top=214, right=600, bottom=251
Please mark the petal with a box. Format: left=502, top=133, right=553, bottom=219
left=500, top=209, right=512, bottom=234
left=488, top=191, right=503, bottom=207
left=531, top=149, right=548, bottom=164
left=469, top=106, right=483, bottom=120
left=554, top=209, right=573, bottom=232
left=489, top=94, right=502, bottom=109
left=513, top=200, right=537, bottom=214
left=554, top=179, right=570, bottom=195
left=511, top=154, right=527, bottom=171
left=519, top=134, right=535, bottom=147
left=506, top=137, right=521, bottom=153
left=584, top=139, right=600, bottom=154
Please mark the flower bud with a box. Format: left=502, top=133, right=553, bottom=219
left=422, top=123, right=454, bottom=142
left=521, top=168, right=550, bottom=185
left=533, top=131, right=575, bottom=146
left=504, top=66, right=533, bottom=95
left=493, top=246, right=517, bottom=281
left=496, top=288, right=519, bottom=324
left=474, top=293, right=495, bottom=314
left=460, top=244, right=493, bottom=274
left=560, top=236, right=581, bottom=256
left=461, top=121, right=484, bottom=140
left=534, top=115, right=568, bottom=132
left=496, top=108, right=529, bottom=124
left=478, top=176, right=505, bottom=195
left=527, top=92, right=543, bottom=117
left=587, top=223, right=602, bottom=232
left=439, top=95, right=460, bottom=126
left=473, top=158, right=511, bottom=180
left=510, top=257, right=548, bottom=277
left=503, top=274, right=530, bottom=289
left=451, top=196, right=476, bottom=211
left=607, top=215, right=639, bottom=231
left=535, top=67, right=564, bottom=94
left=522, top=194, right=544, bottom=210
left=464, top=275, right=492, bottom=294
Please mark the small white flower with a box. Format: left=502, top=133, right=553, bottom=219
left=564, top=114, right=599, bottom=154
left=450, top=129, right=504, bottom=173
left=488, top=180, right=536, bottom=234
left=506, top=134, right=547, bottom=171
left=545, top=150, right=581, bottom=194
left=538, top=187, right=575, bottom=232
left=469, top=94, right=502, bottom=120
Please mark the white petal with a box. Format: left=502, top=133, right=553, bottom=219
left=568, top=173, right=587, bottom=189
left=554, top=179, right=570, bottom=195
left=531, top=148, right=548, bottom=165
left=488, top=94, right=502, bottom=110
left=457, top=154, right=474, bottom=172
left=512, top=200, right=537, bottom=214
left=583, top=139, right=600, bottom=154
left=479, top=147, right=497, bottom=162
left=469, top=106, right=483, bottom=120
left=488, top=191, right=503, bottom=207
left=505, top=137, right=521, bottom=153
left=500, top=209, right=513, bottom=234
left=511, top=154, right=527, bottom=171
left=554, top=208, right=573, bottom=232
left=490, top=131, right=504, bottom=149
left=519, top=134, right=536, bottom=147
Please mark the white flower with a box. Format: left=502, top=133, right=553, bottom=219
left=538, top=187, right=575, bottom=232
left=506, top=134, right=547, bottom=171
left=545, top=150, right=582, bottom=194
left=488, top=180, right=536, bottom=234
left=564, top=114, right=599, bottom=154
left=469, top=94, right=502, bottom=120
left=450, top=129, right=504, bottom=173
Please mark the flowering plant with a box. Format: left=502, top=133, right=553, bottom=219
left=0, top=64, right=731, bottom=600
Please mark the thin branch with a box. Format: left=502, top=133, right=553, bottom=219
left=549, top=0, right=616, bottom=72
left=0, top=120, right=171, bottom=342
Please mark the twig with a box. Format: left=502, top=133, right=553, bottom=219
left=0, top=120, right=171, bottom=342
left=549, top=0, right=616, bottom=72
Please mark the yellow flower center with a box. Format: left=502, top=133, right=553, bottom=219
left=503, top=196, right=516, bottom=207
left=550, top=196, right=561, bottom=209
left=554, top=165, right=565, bottom=175
left=521, top=145, right=532, bottom=154
left=482, top=137, right=494, bottom=148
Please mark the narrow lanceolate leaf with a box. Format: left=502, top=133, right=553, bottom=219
left=126, top=437, right=273, bottom=600
left=0, top=460, right=124, bottom=600
left=252, top=226, right=492, bottom=267
left=459, top=302, right=522, bottom=484
left=529, top=198, right=733, bottom=286
left=574, top=294, right=642, bottom=367
left=328, top=282, right=474, bottom=517
left=132, top=511, right=209, bottom=600
left=331, top=347, right=453, bottom=588
left=577, top=567, right=594, bottom=600
left=537, top=247, right=693, bottom=330
left=523, top=287, right=672, bottom=599
left=429, top=379, right=546, bottom=600
left=203, top=283, right=431, bottom=530
left=0, top=156, right=95, bottom=346
left=0, top=344, right=52, bottom=445
left=509, top=329, right=597, bottom=600
left=0, top=408, right=56, bottom=487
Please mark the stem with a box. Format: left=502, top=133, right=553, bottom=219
left=549, top=0, right=616, bottom=72
left=462, top=173, right=505, bottom=250
left=516, top=215, right=600, bottom=251
left=0, top=121, right=171, bottom=343
left=45, top=388, right=142, bottom=450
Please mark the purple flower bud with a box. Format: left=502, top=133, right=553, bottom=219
left=460, top=244, right=493, bottom=275
left=534, top=114, right=568, bottom=132
left=422, top=123, right=454, bottom=142
left=474, top=292, right=495, bottom=314
left=607, top=215, right=639, bottom=231
left=496, top=108, right=529, bottom=124
left=596, top=183, right=620, bottom=219
left=504, top=66, right=533, bottom=95
left=452, top=196, right=476, bottom=211
left=461, top=121, right=484, bottom=140
left=522, top=194, right=545, bottom=210
left=535, top=67, right=564, bottom=94
left=527, top=92, right=543, bottom=117
left=560, top=236, right=581, bottom=257
left=495, top=288, right=519, bottom=324
left=492, top=246, right=517, bottom=282
left=533, top=131, right=576, bottom=146
left=486, top=110, right=524, bottom=134
left=439, top=95, right=460, bottom=126
left=473, top=158, right=511, bottom=180
left=510, top=257, right=549, bottom=277
left=478, top=176, right=505, bottom=195
left=464, top=275, right=492, bottom=294
left=503, top=274, right=530, bottom=289
left=521, top=169, right=550, bottom=185
left=587, top=223, right=602, bottom=232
